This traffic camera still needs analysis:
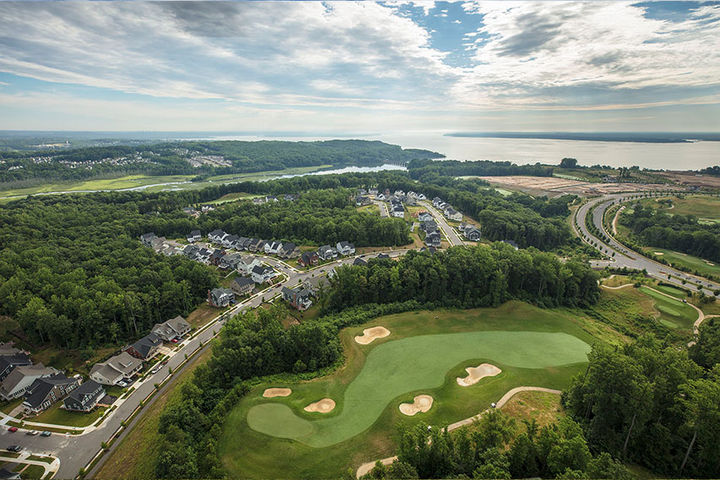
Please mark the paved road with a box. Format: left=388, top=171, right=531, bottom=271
left=419, top=201, right=464, bottom=247
left=574, top=194, right=720, bottom=297
left=0, top=249, right=412, bottom=479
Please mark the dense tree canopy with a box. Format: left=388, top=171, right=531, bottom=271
left=565, top=335, right=720, bottom=477
left=621, top=203, right=720, bottom=263
left=325, top=244, right=599, bottom=312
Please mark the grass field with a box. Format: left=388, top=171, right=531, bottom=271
left=94, top=347, right=213, bottom=480
left=220, top=301, right=598, bottom=479
left=638, top=286, right=698, bottom=330
left=662, top=195, right=720, bottom=221
left=643, top=247, right=720, bottom=279
left=0, top=165, right=333, bottom=203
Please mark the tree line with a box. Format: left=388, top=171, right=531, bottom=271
left=363, top=413, right=631, bottom=480
left=324, top=244, right=600, bottom=312
left=407, top=158, right=554, bottom=179
left=621, top=203, right=720, bottom=263
left=565, top=333, right=720, bottom=477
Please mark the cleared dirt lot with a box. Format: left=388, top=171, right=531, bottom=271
left=476, top=175, right=677, bottom=196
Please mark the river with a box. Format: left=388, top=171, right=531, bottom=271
left=198, top=132, right=719, bottom=171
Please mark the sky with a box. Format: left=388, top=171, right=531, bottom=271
left=0, top=0, right=719, bottom=133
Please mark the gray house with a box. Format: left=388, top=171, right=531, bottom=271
left=0, top=354, right=32, bottom=382
left=23, top=374, right=81, bottom=414
left=152, top=316, right=191, bottom=342
left=63, top=380, right=106, bottom=413
left=125, top=333, right=162, bottom=360
left=208, top=287, right=235, bottom=307
left=90, top=352, right=143, bottom=386
left=231, top=276, right=255, bottom=296
left=0, top=364, right=59, bottom=401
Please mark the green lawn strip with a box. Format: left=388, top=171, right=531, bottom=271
left=0, top=398, right=24, bottom=415
left=18, top=464, right=45, bottom=479
left=220, top=301, right=599, bottom=479
left=27, top=402, right=106, bottom=427
left=652, top=283, right=688, bottom=299
left=642, top=247, right=720, bottom=279
left=638, top=286, right=698, bottom=330
left=26, top=455, right=53, bottom=464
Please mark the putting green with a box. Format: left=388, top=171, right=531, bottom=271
left=247, top=331, right=589, bottom=447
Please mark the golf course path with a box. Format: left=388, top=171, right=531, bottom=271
left=355, top=386, right=561, bottom=478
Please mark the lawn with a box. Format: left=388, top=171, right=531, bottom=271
left=638, top=286, right=698, bottom=330
left=652, top=283, right=688, bottom=299
left=185, top=303, right=220, bottom=329
left=28, top=401, right=106, bottom=427
left=643, top=247, right=720, bottom=279
left=17, top=464, right=45, bottom=479
left=220, top=301, right=599, bottom=479
left=663, top=195, right=720, bottom=220
left=94, top=347, right=213, bottom=480
left=204, top=192, right=260, bottom=205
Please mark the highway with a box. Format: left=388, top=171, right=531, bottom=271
left=574, top=194, right=720, bottom=297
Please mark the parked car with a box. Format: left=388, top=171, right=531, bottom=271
left=6, top=445, right=22, bottom=452
left=26, top=430, right=38, bottom=436
left=117, top=381, right=128, bottom=387
left=150, top=366, right=160, bottom=374
left=170, top=338, right=179, bottom=343
left=8, top=427, right=17, bottom=433
left=40, top=431, right=51, bottom=437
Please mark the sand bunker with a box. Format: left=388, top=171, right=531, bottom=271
left=456, top=363, right=502, bottom=387
left=354, top=326, right=391, bottom=345
left=304, top=398, right=336, bottom=413
left=654, top=252, right=664, bottom=256
left=399, top=395, right=434, bottom=416
left=263, top=388, right=292, bottom=398
left=706, top=261, right=715, bottom=266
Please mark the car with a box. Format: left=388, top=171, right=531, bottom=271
left=6, top=445, right=22, bottom=452
left=162, top=360, right=169, bottom=365
left=150, top=367, right=160, bottom=374
left=8, top=427, right=17, bottom=433
left=170, top=338, right=179, bottom=343
left=40, top=431, right=51, bottom=437
left=116, top=381, right=128, bottom=387
left=490, top=402, right=497, bottom=409
left=26, top=430, right=38, bottom=436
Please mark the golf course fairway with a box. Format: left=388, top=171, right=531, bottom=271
left=247, top=330, right=590, bottom=447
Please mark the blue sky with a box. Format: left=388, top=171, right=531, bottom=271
left=0, top=1, right=719, bottom=132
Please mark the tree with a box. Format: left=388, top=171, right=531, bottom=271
left=560, top=158, right=578, bottom=168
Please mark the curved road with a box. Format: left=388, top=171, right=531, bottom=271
left=574, top=194, right=720, bottom=298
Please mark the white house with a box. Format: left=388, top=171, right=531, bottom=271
left=251, top=265, right=277, bottom=284
left=336, top=241, right=356, bottom=256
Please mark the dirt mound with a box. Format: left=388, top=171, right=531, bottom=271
left=456, top=363, right=502, bottom=387
left=304, top=398, right=336, bottom=413
left=263, top=388, right=292, bottom=398
left=399, top=395, right=433, bottom=416
left=354, top=326, right=390, bottom=345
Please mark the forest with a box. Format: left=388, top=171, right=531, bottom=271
left=620, top=203, right=720, bottom=262
left=407, top=158, right=554, bottom=180
left=324, top=244, right=599, bottom=312
left=0, top=195, right=218, bottom=348
left=565, top=333, right=720, bottom=478
left=0, top=139, right=441, bottom=185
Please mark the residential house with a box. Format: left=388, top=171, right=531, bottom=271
left=279, top=242, right=299, bottom=258
left=417, top=212, right=433, bottom=223
left=377, top=253, right=390, bottom=259
left=251, top=265, right=277, bottom=284
left=445, top=207, right=463, bottom=222
left=421, top=219, right=438, bottom=234
left=63, top=380, right=106, bottom=413
left=235, top=237, right=251, bottom=250
left=222, top=234, right=239, bottom=249
left=231, top=276, right=255, bottom=296
left=208, top=229, right=227, bottom=244
left=196, top=247, right=213, bottom=264
left=187, top=230, right=202, bottom=243
left=283, top=194, right=298, bottom=201
left=405, top=195, right=417, bottom=206
left=0, top=364, right=59, bottom=401
left=237, top=257, right=262, bottom=275
left=298, top=251, right=319, bottom=267
left=353, top=257, right=368, bottom=266
left=125, top=333, right=162, bottom=360
left=0, top=354, right=32, bottom=382
left=252, top=197, right=266, bottom=205
left=463, top=226, right=482, bottom=241
left=391, top=205, right=405, bottom=218
left=209, top=249, right=226, bottom=266
left=368, top=188, right=379, bottom=196
left=23, top=374, right=81, bottom=414
left=317, top=245, right=337, bottom=261
left=355, top=195, right=371, bottom=206
left=182, top=207, right=199, bottom=217
left=336, top=241, right=356, bottom=256
left=282, top=286, right=313, bottom=310
left=90, top=352, right=143, bottom=386
left=0, top=467, right=20, bottom=480
left=152, top=316, right=191, bottom=342
left=264, top=241, right=282, bottom=255
left=0, top=342, right=21, bottom=356
left=425, top=231, right=441, bottom=247
left=140, top=232, right=157, bottom=247
left=219, top=252, right=243, bottom=270
left=208, top=287, right=235, bottom=307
